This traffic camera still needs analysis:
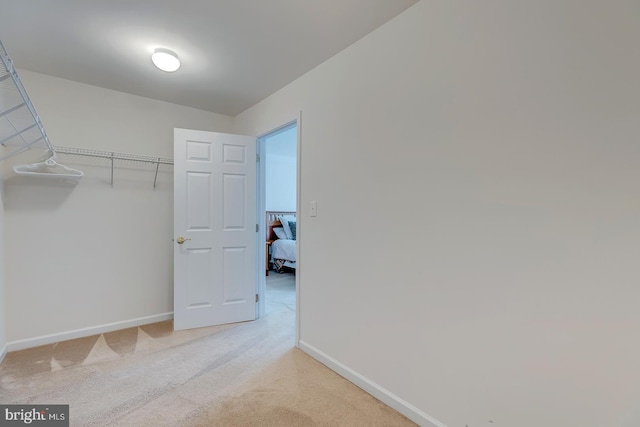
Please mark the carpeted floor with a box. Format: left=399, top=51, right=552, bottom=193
left=0, top=272, right=416, bottom=426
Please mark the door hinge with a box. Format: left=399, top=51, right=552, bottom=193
left=256, top=293, right=259, bottom=303
left=256, top=154, right=260, bottom=162
left=256, top=224, right=259, bottom=232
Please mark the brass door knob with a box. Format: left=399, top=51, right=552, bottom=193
left=176, top=237, right=191, bottom=244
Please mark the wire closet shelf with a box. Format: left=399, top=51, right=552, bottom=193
left=52, top=146, right=174, bottom=188
left=1, top=39, right=173, bottom=186
left=0, top=39, right=53, bottom=160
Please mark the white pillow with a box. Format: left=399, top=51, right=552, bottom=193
left=273, top=227, right=287, bottom=240
left=277, top=215, right=296, bottom=240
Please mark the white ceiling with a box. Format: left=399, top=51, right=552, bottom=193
left=0, top=0, right=418, bottom=116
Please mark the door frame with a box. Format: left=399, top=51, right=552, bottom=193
left=255, top=112, right=302, bottom=346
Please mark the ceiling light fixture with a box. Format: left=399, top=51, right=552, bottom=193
left=151, top=48, right=180, bottom=72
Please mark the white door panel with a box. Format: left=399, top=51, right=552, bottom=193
left=174, top=128, right=256, bottom=330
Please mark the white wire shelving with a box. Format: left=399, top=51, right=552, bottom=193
left=1, top=39, right=174, bottom=187
left=0, top=39, right=53, bottom=160
left=52, top=146, right=174, bottom=188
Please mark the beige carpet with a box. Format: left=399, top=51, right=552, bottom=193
left=0, top=272, right=416, bottom=426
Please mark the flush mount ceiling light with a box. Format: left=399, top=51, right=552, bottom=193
left=151, top=48, right=180, bottom=72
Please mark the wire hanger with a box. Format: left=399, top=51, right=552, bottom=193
left=13, top=150, right=84, bottom=179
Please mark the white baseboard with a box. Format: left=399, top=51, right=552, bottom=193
left=298, top=340, right=446, bottom=427
left=7, top=312, right=174, bottom=352
left=0, top=343, right=7, bottom=364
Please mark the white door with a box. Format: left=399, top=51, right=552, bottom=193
left=173, top=128, right=256, bottom=330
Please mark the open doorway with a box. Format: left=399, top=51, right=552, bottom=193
left=257, top=121, right=298, bottom=321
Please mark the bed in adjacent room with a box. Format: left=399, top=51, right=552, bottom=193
left=266, top=211, right=297, bottom=273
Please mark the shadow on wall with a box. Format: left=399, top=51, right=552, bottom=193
left=3, top=175, right=78, bottom=211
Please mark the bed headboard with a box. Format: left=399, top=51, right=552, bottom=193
left=266, top=211, right=296, bottom=241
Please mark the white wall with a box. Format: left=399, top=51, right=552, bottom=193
left=4, top=70, right=233, bottom=346
left=0, top=167, right=6, bottom=360
left=235, top=1, right=640, bottom=426
left=265, top=125, right=297, bottom=212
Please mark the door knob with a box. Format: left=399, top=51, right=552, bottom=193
left=176, top=237, right=191, bottom=244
